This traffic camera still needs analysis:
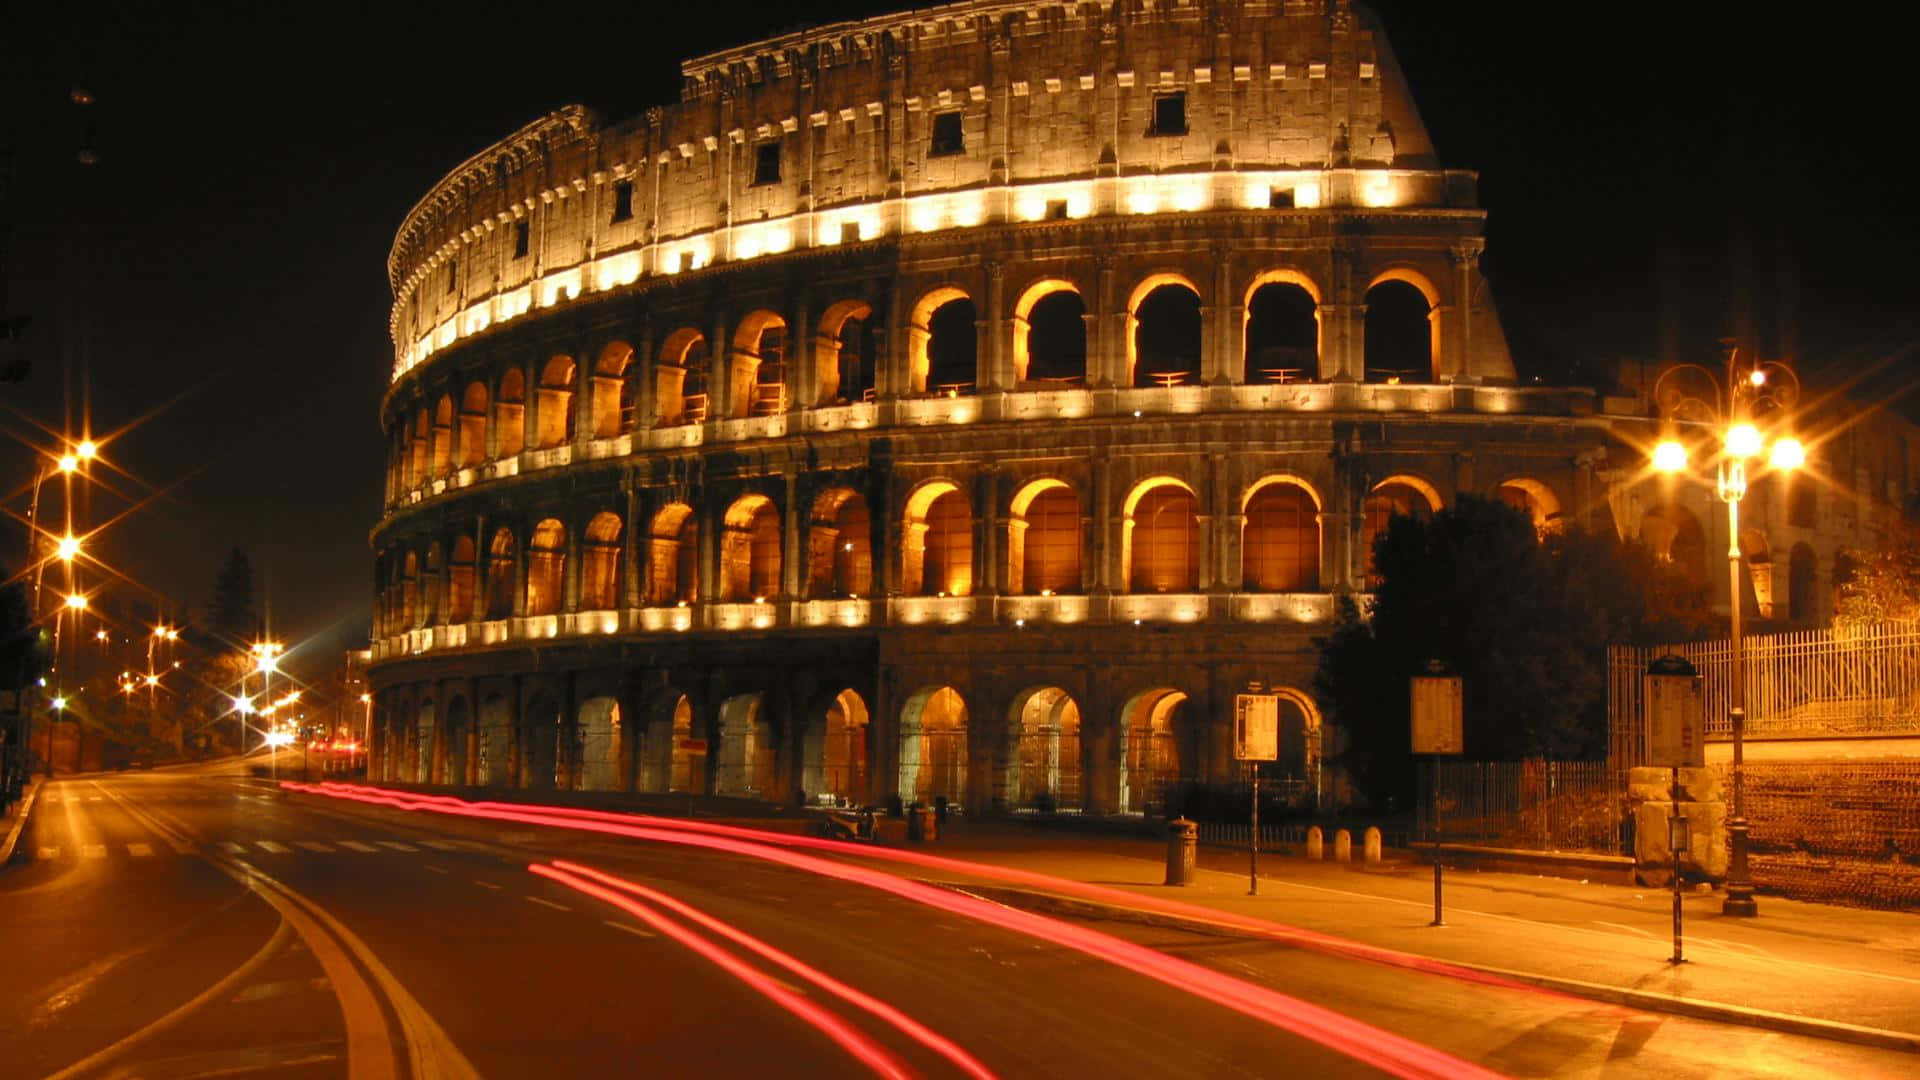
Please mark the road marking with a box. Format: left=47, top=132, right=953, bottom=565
left=424, top=865, right=449, bottom=875
left=418, top=840, right=459, bottom=851
left=526, top=896, right=572, bottom=912
left=1592, top=921, right=1655, bottom=939
left=338, top=841, right=378, bottom=853
left=295, top=842, right=334, bottom=853
left=604, top=920, right=657, bottom=938
left=376, top=841, right=418, bottom=852
left=221, top=842, right=248, bottom=855
left=472, top=879, right=502, bottom=890
left=256, top=841, right=290, bottom=854
left=38, top=846, right=59, bottom=859
left=83, top=844, right=107, bottom=858
left=127, top=843, right=155, bottom=857
left=88, top=795, right=102, bottom=802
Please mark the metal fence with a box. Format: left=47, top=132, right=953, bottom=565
left=1419, top=759, right=1626, bottom=855
left=1610, top=622, right=1920, bottom=767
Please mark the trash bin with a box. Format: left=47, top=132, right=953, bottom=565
left=908, top=805, right=938, bottom=843
left=1165, top=817, right=1197, bottom=886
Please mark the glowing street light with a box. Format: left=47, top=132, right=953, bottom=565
left=51, top=696, right=66, bottom=711
left=56, top=535, right=82, bottom=562
left=232, top=695, right=253, bottom=716
left=65, top=593, right=88, bottom=611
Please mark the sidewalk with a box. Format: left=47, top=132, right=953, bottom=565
left=914, top=822, right=1920, bottom=1051
left=1, top=776, right=41, bottom=866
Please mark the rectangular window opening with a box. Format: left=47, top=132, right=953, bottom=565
left=446, top=260, right=457, bottom=294
left=752, top=141, right=782, bottom=186
left=513, top=221, right=530, bottom=259
left=611, top=181, right=634, bottom=222
left=1268, top=187, right=1294, bottom=209
left=1149, top=91, right=1187, bottom=137
left=930, top=111, right=965, bottom=157
left=1045, top=199, right=1069, bottom=220
left=839, top=221, right=862, bottom=245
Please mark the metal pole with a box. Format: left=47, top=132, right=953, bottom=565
left=1248, top=762, right=1260, bottom=896
left=1724, top=488, right=1757, bottom=916
left=1430, top=758, right=1444, bottom=926
left=1671, top=764, right=1685, bottom=964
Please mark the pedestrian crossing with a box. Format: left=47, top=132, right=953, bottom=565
left=33, top=837, right=481, bottom=862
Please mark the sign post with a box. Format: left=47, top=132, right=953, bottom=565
left=1410, top=662, right=1463, bottom=927
left=1645, top=655, right=1704, bottom=965
left=1234, top=685, right=1279, bottom=896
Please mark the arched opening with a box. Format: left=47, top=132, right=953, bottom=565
left=1124, top=479, right=1200, bottom=593
left=457, top=381, right=489, bottom=467
left=1273, top=689, right=1323, bottom=806
left=520, top=694, right=561, bottom=790
left=925, top=297, right=977, bottom=394
left=1119, top=689, right=1190, bottom=815
left=814, top=300, right=876, bottom=405
left=526, top=518, right=566, bottom=616
left=802, top=688, right=868, bottom=805
left=1008, top=480, right=1081, bottom=595
left=535, top=355, right=576, bottom=449
left=1130, top=279, right=1203, bottom=388
left=478, top=694, right=513, bottom=786
left=720, top=495, right=781, bottom=602
left=485, top=527, right=517, bottom=619
left=414, top=701, right=436, bottom=783
left=1013, top=281, right=1086, bottom=384
left=715, top=693, right=774, bottom=797
left=1241, top=479, right=1321, bottom=591
left=647, top=503, right=699, bottom=606
left=1740, top=528, right=1774, bottom=618
left=399, top=551, right=420, bottom=630
left=591, top=342, right=634, bottom=438
left=443, top=696, right=470, bottom=785
left=448, top=535, right=476, bottom=624
left=575, top=696, right=622, bottom=791
left=1364, top=276, right=1437, bottom=383
left=1789, top=542, right=1816, bottom=622
left=903, top=482, right=972, bottom=597
left=421, top=542, right=444, bottom=626
left=409, top=409, right=430, bottom=487
left=1497, top=477, right=1563, bottom=533
left=580, top=512, right=623, bottom=611
left=1642, top=505, right=1709, bottom=590
left=640, top=692, right=698, bottom=793
left=430, top=395, right=454, bottom=478
left=1361, top=478, right=1438, bottom=585
left=731, top=311, right=789, bottom=418
left=496, top=368, right=525, bottom=457
left=1003, top=686, right=1082, bottom=812
left=899, top=686, right=968, bottom=809
left=807, top=488, right=872, bottom=598
left=655, top=329, right=710, bottom=427
left=1243, top=279, right=1319, bottom=383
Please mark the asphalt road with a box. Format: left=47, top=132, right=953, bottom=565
left=3, top=759, right=1912, bottom=1079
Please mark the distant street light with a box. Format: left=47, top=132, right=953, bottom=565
left=65, top=593, right=87, bottom=611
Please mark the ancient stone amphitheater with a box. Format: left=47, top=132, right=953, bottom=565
left=367, top=0, right=1633, bottom=812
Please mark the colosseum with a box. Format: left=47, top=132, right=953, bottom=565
left=368, top=0, right=1916, bottom=812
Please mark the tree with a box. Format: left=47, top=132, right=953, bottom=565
left=1833, top=526, right=1920, bottom=627
left=208, top=547, right=258, bottom=644
left=1314, top=495, right=1714, bottom=809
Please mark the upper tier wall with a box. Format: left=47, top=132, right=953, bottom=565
left=387, top=0, right=1452, bottom=371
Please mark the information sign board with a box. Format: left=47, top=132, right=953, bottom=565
left=1644, top=672, right=1704, bottom=768
left=1410, top=675, right=1464, bottom=756
left=1233, top=694, right=1279, bottom=761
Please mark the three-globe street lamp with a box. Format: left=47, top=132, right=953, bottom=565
left=1651, top=342, right=1803, bottom=917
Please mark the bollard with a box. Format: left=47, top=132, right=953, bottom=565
left=1363, top=826, right=1382, bottom=864
left=1333, top=828, right=1352, bottom=863
left=1165, top=817, right=1198, bottom=885
left=1305, top=825, right=1324, bottom=860
left=907, top=805, right=937, bottom=843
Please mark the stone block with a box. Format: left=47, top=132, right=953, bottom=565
left=1634, top=799, right=1727, bottom=885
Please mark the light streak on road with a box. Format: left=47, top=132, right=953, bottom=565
left=286, top=782, right=1498, bottom=1080
left=534, top=861, right=996, bottom=1080
left=526, top=864, right=917, bottom=1080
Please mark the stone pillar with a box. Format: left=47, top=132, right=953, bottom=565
left=789, top=292, right=812, bottom=414
left=511, top=516, right=530, bottom=618
left=1449, top=240, right=1483, bottom=382
left=1207, top=452, right=1230, bottom=592
left=781, top=470, right=803, bottom=602
left=623, top=485, right=645, bottom=610
left=976, top=467, right=1000, bottom=597
left=1092, top=451, right=1115, bottom=594
left=562, top=516, right=583, bottom=614
left=1092, top=256, right=1118, bottom=387
left=1205, top=245, right=1234, bottom=384
left=983, top=259, right=1007, bottom=389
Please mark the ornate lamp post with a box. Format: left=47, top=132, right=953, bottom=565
left=1651, top=342, right=1803, bottom=917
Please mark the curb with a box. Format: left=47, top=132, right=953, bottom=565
left=1, top=778, right=42, bottom=866
left=960, top=882, right=1920, bottom=1055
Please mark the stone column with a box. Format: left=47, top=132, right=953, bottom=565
left=562, top=515, right=584, bottom=614
left=1092, top=451, right=1115, bottom=594
left=781, top=470, right=803, bottom=603
left=511, top=516, right=530, bottom=618
left=976, top=467, right=1000, bottom=597
left=983, top=259, right=1006, bottom=390
left=1449, top=240, right=1483, bottom=382
left=1206, top=245, right=1234, bottom=384
left=623, top=485, right=645, bottom=610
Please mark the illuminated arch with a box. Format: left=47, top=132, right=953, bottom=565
left=1373, top=473, right=1444, bottom=511
left=812, top=299, right=875, bottom=405
left=1361, top=476, right=1440, bottom=583
left=526, top=517, right=566, bottom=616
left=580, top=511, right=623, bottom=611
left=730, top=310, right=789, bottom=418
left=719, top=493, right=781, bottom=602
left=457, top=381, right=489, bottom=467
left=1118, top=688, right=1190, bottom=814
left=1122, top=476, right=1201, bottom=593
left=1124, top=272, right=1203, bottom=387
left=448, top=535, right=477, bottom=624
left=590, top=341, right=634, bottom=438
left=807, top=486, right=871, bottom=598
left=534, top=355, right=575, bottom=449
left=647, top=502, right=698, bottom=605
left=1011, top=278, right=1085, bottom=383
left=906, top=286, right=972, bottom=393
left=1242, top=269, right=1322, bottom=383
left=1365, top=268, right=1442, bottom=383
left=1002, top=685, right=1083, bottom=811
left=495, top=368, right=525, bottom=457
left=485, top=525, right=517, bottom=619
left=1240, top=473, right=1323, bottom=513
left=430, top=394, right=454, bottom=479
left=898, top=685, right=970, bottom=808
left=1496, top=476, right=1562, bottom=531
left=1241, top=476, right=1322, bottom=591
left=1008, top=477, right=1082, bottom=596
left=1241, top=267, right=1324, bottom=307
left=655, top=328, right=710, bottom=426
left=902, top=479, right=971, bottom=597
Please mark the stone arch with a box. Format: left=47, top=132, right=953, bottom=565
left=1740, top=527, right=1774, bottom=618
left=408, top=408, right=430, bottom=487
left=1012, top=278, right=1086, bottom=383
left=430, top=394, right=454, bottom=478
left=1496, top=476, right=1563, bottom=531
left=647, top=502, right=699, bottom=605
left=908, top=287, right=977, bottom=395
left=1241, top=476, right=1322, bottom=591
left=478, top=692, right=513, bottom=786
left=902, top=480, right=972, bottom=597
left=495, top=367, right=526, bottom=457
left=457, top=381, right=489, bottom=467
left=1361, top=476, right=1439, bottom=584
left=580, top=511, right=623, bottom=611
left=1122, top=476, right=1201, bottom=593
left=1007, top=477, right=1082, bottom=595
left=655, top=328, right=710, bottom=426
left=520, top=691, right=562, bottom=789
left=413, top=698, right=437, bottom=783
left=401, top=551, right=419, bottom=629
left=1642, top=504, right=1709, bottom=589
left=535, top=354, right=576, bottom=449
left=526, top=518, right=566, bottom=617
left=575, top=695, right=622, bottom=791
left=1002, top=685, right=1083, bottom=812
left=1272, top=686, right=1323, bottom=807
left=421, top=542, right=444, bottom=626
left=801, top=687, right=869, bottom=805
left=807, top=486, right=872, bottom=598
left=715, top=692, right=774, bottom=797
left=1117, top=688, right=1192, bottom=814
left=639, top=689, right=699, bottom=793
left=814, top=299, right=876, bottom=405
left=591, top=341, right=634, bottom=438
left=443, top=695, right=471, bottom=786
left=448, top=535, right=477, bottom=624
left=486, top=526, right=517, bottom=619
left=1243, top=270, right=1322, bottom=383
left=719, top=493, right=781, bottom=602
left=898, top=685, right=969, bottom=809
left=730, top=309, right=789, bottom=418
left=1365, top=268, right=1441, bottom=382
left=1127, top=273, right=1203, bottom=388
left=1788, top=542, right=1816, bottom=622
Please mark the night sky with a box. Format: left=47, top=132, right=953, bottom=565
left=3, top=1, right=1912, bottom=680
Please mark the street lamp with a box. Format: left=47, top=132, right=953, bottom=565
left=1651, top=342, right=1802, bottom=918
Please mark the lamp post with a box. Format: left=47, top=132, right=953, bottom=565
left=1651, top=342, right=1802, bottom=917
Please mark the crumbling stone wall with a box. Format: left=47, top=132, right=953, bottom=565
left=1732, top=761, right=1920, bottom=910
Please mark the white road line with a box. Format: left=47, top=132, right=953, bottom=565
left=87, top=796, right=102, bottom=802
left=418, top=840, right=459, bottom=851
left=604, top=920, right=657, bottom=938
left=1591, top=921, right=1655, bottom=938
left=472, top=880, right=502, bottom=890
left=126, top=843, right=155, bottom=857
left=295, top=842, right=334, bottom=853
left=376, top=841, right=418, bottom=852
left=338, top=841, right=378, bottom=853
left=526, top=896, right=572, bottom=912
left=424, top=865, right=449, bottom=875
left=82, top=844, right=107, bottom=858
left=221, top=842, right=248, bottom=855
left=38, top=846, right=59, bottom=859
left=256, top=841, right=290, bottom=854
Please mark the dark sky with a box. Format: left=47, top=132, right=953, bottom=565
left=3, top=1, right=1913, bottom=680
